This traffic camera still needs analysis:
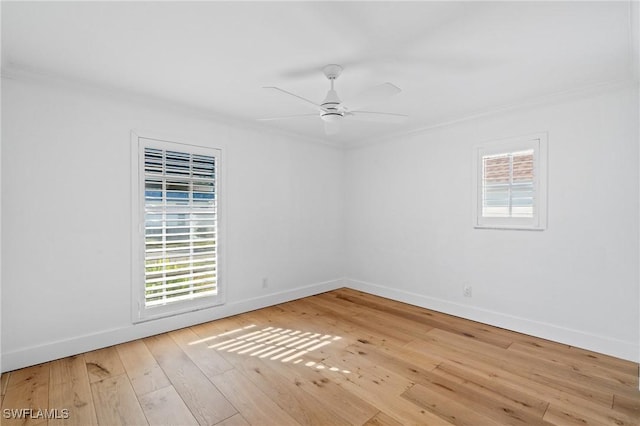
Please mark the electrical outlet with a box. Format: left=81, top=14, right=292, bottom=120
left=463, top=285, right=472, bottom=297
left=262, top=277, right=268, bottom=288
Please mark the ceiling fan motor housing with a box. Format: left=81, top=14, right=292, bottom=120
left=320, top=89, right=343, bottom=122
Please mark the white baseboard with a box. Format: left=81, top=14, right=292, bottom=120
left=1, top=278, right=344, bottom=372
left=345, top=278, right=639, bottom=363
left=3, top=276, right=636, bottom=372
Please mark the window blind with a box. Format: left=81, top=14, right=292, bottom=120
left=143, top=147, right=218, bottom=307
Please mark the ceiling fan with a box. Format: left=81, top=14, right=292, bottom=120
left=259, top=64, right=407, bottom=136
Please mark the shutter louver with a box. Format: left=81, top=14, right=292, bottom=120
left=143, top=147, right=218, bottom=307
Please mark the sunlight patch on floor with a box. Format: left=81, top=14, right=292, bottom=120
left=190, top=324, right=350, bottom=374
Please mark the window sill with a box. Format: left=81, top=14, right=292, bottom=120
left=474, top=224, right=546, bottom=231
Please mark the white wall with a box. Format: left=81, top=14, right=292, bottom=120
left=1, top=76, right=345, bottom=371
left=345, top=84, right=640, bottom=361
left=2, top=75, right=638, bottom=372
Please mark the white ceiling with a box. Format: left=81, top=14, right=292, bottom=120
left=2, top=1, right=637, bottom=145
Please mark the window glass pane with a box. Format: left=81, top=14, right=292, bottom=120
left=511, top=149, right=534, bottom=218
left=512, top=150, right=534, bottom=182
left=482, top=154, right=510, bottom=217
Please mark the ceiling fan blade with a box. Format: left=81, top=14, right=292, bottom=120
left=343, top=83, right=402, bottom=111
left=263, top=86, right=323, bottom=111
left=324, top=120, right=341, bottom=136
left=257, top=113, right=318, bottom=121
left=345, top=111, right=408, bottom=123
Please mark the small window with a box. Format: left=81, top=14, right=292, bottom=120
left=132, top=133, right=223, bottom=322
left=473, top=133, right=547, bottom=230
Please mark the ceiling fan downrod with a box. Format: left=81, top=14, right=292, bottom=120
left=320, top=64, right=344, bottom=122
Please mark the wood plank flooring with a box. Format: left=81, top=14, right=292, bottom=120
left=2, top=288, right=638, bottom=425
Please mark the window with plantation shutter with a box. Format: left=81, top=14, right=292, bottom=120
left=473, top=133, right=547, bottom=230
left=482, top=149, right=534, bottom=218
left=132, top=134, right=223, bottom=321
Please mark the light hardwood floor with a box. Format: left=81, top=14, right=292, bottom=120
left=2, top=288, right=639, bottom=425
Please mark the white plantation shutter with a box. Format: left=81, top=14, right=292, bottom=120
left=481, top=149, right=535, bottom=218
left=473, top=133, right=547, bottom=230
left=133, top=134, right=223, bottom=321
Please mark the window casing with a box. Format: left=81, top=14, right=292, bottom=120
left=473, top=133, right=547, bottom=230
left=132, top=133, right=224, bottom=322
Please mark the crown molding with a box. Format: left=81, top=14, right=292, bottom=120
left=3, top=62, right=636, bottom=152
left=1, top=63, right=340, bottom=149
left=345, top=78, right=638, bottom=150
